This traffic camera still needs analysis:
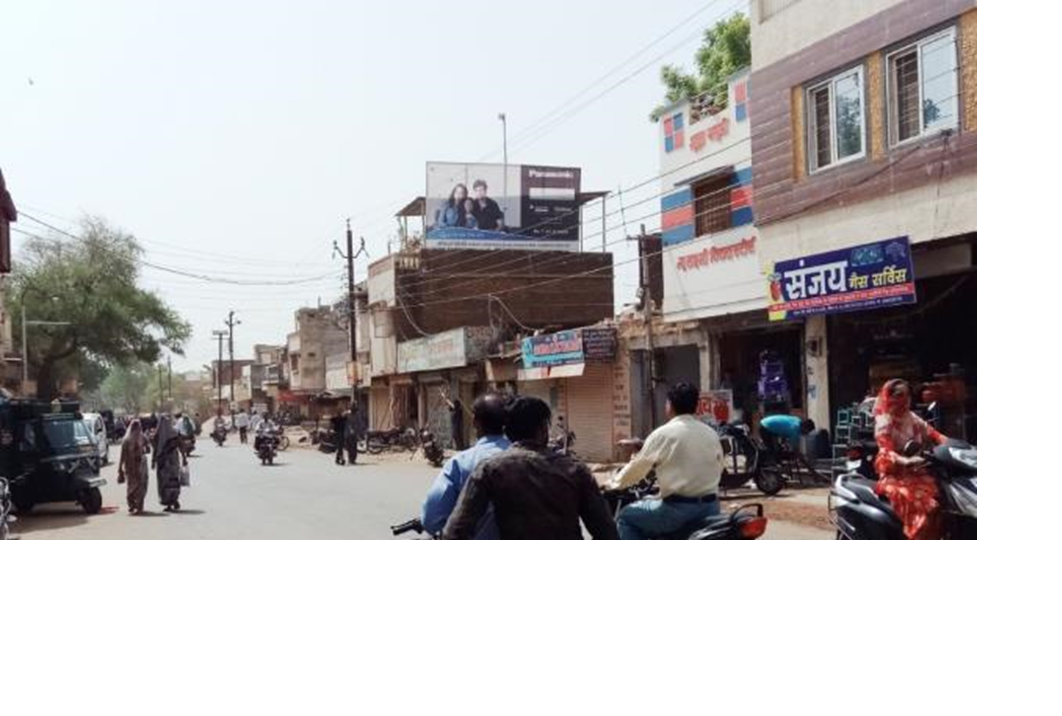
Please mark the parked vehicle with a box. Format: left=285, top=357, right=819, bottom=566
left=419, top=428, right=445, bottom=468
left=100, top=409, right=125, bottom=443
left=1, top=399, right=107, bottom=515
left=364, top=427, right=418, bottom=454
left=81, top=412, right=111, bottom=466
left=714, top=422, right=787, bottom=496
left=602, top=473, right=767, bottom=540
left=829, top=438, right=976, bottom=540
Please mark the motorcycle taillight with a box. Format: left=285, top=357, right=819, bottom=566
left=739, top=517, right=768, bottom=539
left=847, top=446, right=863, bottom=461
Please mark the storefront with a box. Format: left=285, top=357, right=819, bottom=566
left=518, top=327, right=618, bottom=462
left=395, top=326, right=493, bottom=448
left=766, top=234, right=976, bottom=441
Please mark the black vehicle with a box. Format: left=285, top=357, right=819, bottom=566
left=365, top=427, right=418, bottom=454
left=829, top=438, right=977, bottom=540
left=255, top=431, right=279, bottom=465
left=0, top=399, right=107, bottom=515
left=419, top=428, right=445, bottom=468
left=211, top=422, right=228, bottom=446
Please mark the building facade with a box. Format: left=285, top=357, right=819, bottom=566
left=750, top=0, right=977, bottom=439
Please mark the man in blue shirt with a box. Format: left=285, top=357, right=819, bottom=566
left=422, top=391, right=510, bottom=538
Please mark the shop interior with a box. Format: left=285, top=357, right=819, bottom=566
left=716, top=325, right=805, bottom=427
left=827, top=270, right=976, bottom=442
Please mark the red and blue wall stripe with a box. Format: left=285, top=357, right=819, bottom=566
left=660, top=166, right=754, bottom=246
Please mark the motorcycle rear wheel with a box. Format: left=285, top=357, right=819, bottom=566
left=754, top=466, right=785, bottom=496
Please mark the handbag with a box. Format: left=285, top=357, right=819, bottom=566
left=179, top=464, right=190, bottom=487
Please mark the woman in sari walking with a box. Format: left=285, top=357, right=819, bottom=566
left=117, top=419, right=150, bottom=513
left=153, top=415, right=186, bottom=512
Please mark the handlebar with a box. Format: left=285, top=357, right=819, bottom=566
left=390, top=518, right=426, bottom=537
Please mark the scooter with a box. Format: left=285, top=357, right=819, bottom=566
left=829, top=438, right=976, bottom=539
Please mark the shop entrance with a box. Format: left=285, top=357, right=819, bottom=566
left=716, top=325, right=804, bottom=426
left=827, top=271, right=976, bottom=441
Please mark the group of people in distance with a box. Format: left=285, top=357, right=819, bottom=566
left=422, top=382, right=726, bottom=540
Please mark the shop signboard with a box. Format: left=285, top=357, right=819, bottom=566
left=696, top=390, right=734, bottom=425
left=397, top=327, right=480, bottom=373
left=662, top=226, right=766, bottom=321
left=426, top=161, right=581, bottom=251
left=767, top=236, right=917, bottom=321
left=522, top=328, right=617, bottom=369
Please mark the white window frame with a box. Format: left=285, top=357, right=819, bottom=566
left=806, top=65, right=867, bottom=174
left=886, top=26, right=959, bottom=147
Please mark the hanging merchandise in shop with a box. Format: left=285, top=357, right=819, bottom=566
left=767, top=237, right=918, bottom=321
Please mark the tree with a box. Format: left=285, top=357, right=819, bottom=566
left=650, top=13, right=751, bottom=122
left=6, top=218, right=191, bottom=399
left=96, top=362, right=154, bottom=414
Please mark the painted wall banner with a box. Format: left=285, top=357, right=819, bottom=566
left=522, top=327, right=617, bottom=369
left=767, top=237, right=917, bottom=321
left=696, top=390, right=734, bottom=425
left=398, top=327, right=472, bottom=373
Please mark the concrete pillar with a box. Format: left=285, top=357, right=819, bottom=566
left=698, top=326, right=717, bottom=390
left=804, top=314, right=831, bottom=432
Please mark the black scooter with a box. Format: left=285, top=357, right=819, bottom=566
left=830, top=438, right=977, bottom=539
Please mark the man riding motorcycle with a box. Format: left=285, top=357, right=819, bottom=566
left=605, top=382, right=724, bottom=540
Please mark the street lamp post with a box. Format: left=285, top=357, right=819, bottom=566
left=498, top=112, right=508, bottom=221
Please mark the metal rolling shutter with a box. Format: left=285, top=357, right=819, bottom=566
left=566, top=363, right=614, bottom=463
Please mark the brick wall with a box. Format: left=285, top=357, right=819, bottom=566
left=750, top=0, right=977, bottom=227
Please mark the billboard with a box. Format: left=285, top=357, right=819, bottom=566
left=426, top=161, right=581, bottom=251
left=767, top=236, right=917, bottom=321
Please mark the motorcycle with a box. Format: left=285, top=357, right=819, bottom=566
left=829, top=438, right=976, bottom=540
left=419, top=428, right=445, bottom=468
left=211, top=423, right=228, bottom=446
left=549, top=428, right=577, bottom=457
left=255, top=431, right=279, bottom=466
left=602, top=474, right=768, bottom=540
left=179, top=434, right=196, bottom=458
left=365, top=427, right=418, bottom=455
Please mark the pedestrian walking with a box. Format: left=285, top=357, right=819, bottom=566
left=342, top=407, right=359, bottom=465
left=117, top=419, right=151, bottom=514
left=330, top=410, right=347, bottom=465
left=442, top=387, right=467, bottom=451
left=153, top=414, right=186, bottom=512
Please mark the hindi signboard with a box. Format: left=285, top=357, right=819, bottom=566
left=522, top=327, right=617, bottom=369
left=767, top=237, right=917, bottom=321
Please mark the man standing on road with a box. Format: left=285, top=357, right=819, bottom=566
left=342, top=405, right=358, bottom=465
left=605, top=382, right=724, bottom=540
left=443, top=397, right=617, bottom=540
left=441, top=387, right=468, bottom=451
left=422, top=392, right=510, bottom=538
left=330, top=410, right=347, bottom=465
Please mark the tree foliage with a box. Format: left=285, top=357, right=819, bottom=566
left=650, top=13, right=751, bottom=121
left=6, top=218, right=191, bottom=398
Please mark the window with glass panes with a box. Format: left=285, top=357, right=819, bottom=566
left=887, top=27, right=959, bottom=145
left=806, top=66, right=865, bottom=172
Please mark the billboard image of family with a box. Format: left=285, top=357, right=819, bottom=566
left=426, top=161, right=582, bottom=251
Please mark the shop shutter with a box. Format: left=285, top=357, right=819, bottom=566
left=370, top=387, right=393, bottom=431
left=566, top=363, right=615, bottom=463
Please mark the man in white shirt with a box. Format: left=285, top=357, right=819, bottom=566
left=606, top=382, right=725, bottom=539
left=234, top=410, right=250, bottom=444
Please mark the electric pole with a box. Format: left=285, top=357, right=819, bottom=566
left=634, top=224, right=656, bottom=429
left=167, top=355, right=172, bottom=401
left=225, top=311, right=240, bottom=411
left=212, top=329, right=227, bottom=417
left=157, top=364, right=164, bottom=412
left=335, top=220, right=367, bottom=408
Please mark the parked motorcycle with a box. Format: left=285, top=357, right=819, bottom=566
left=365, top=427, right=418, bottom=454
left=829, top=438, right=976, bottom=539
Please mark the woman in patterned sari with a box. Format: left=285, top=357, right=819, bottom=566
left=153, top=415, right=186, bottom=512
left=873, top=379, right=948, bottom=539
left=117, top=419, right=150, bottom=513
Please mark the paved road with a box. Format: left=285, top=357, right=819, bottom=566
left=11, top=437, right=832, bottom=540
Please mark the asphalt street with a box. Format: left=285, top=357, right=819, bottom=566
left=10, top=436, right=833, bottom=540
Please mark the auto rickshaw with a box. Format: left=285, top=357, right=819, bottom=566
left=0, top=398, right=107, bottom=514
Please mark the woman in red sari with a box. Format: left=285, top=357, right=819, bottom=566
left=873, top=379, right=948, bottom=540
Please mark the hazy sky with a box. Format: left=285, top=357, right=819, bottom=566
left=2, top=0, right=744, bottom=371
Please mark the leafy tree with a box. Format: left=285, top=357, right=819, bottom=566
left=650, top=13, right=751, bottom=121
left=6, top=218, right=191, bottom=399
left=95, top=362, right=154, bottom=414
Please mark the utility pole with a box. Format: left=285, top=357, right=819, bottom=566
left=157, top=364, right=164, bottom=412
left=167, top=355, right=172, bottom=401
left=498, top=112, right=508, bottom=221
left=636, top=224, right=656, bottom=429
left=212, top=329, right=227, bottom=417
left=335, top=221, right=368, bottom=408
left=225, top=311, right=239, bottom=411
